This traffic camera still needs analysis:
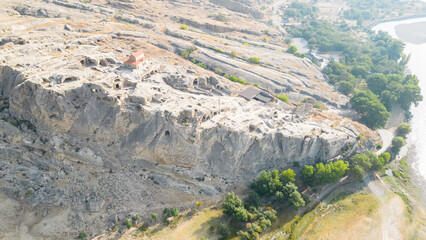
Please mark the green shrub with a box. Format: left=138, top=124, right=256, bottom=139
left=392, top=170, right=401, bottom=178
left=313, top=102, right=324, bottom=109
left=286, top=45, right=298, bottom=54
left=171, top=207, right=179, bottom=217
left=357, top=134, right=363, bottom=140
left=294, top=52, right=305, bottom=58
left=181, top=51, right=189, bottom=58
left=214, top=68, right=223, bottom=75
left=138, top=223, right=149, bottom=232
left=196, top=62, right=207, bottom=69
left=132, top=214, right=140, bottom=222
left=151, top=213, right=158, bottom=221
left=124, top=219, right=132, bottom=229
left=396, top=122, right=411, bottom=138
left=180, top=24, right=188, bottom=30
left=275, top=94, right=289, bottom=103
left=215, top=48, right=223, bottom=53
left=248, top=57, right=260, bottom=64
left=215, top=13, right=228, bottom=22
left=391, top=137, right=405, bottom=154
left=78, top=232, right=87, bottom=240
left=254, top=83, right=259, bottom=87
left=231, top=51, right=237, bottom=58
left=376, top=144, right=382, bottom=149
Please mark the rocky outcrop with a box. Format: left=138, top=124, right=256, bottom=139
left=210, top=0, right=264, bottom=19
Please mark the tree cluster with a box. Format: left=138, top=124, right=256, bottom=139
left=251, top=169, right=305, bottom=208
left=301, top=160, right=349, bottom=186
left=289, top=20, right=422, bottom=129
left=349, top=151, right=390, bottom=180
left=222, top=192, right=277, bottom=240
left=284, top=1, right=319, bottom=20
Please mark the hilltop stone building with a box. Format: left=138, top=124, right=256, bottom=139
left=124, top=50, right=145, bottom=69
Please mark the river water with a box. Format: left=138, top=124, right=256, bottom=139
left=374, top=17, right=426, bottom=180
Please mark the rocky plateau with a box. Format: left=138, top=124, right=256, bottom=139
left=0, top=0, right=378, bottom=239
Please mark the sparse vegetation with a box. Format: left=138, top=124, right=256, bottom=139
left=215, top=13, right=228, bottom=22
left=78, top=232, right=87, bottom=240
left=124, top=218, right=133, bottom=229
left=151, top=213, right=158, bottom=222
left=275, top=94, right=289, bottom=103
left=248, top=57, right=260, bottom=64
left=214, top=68, right=223, bottom=75
left=180, top=24, right=188, bottom=30
left=313, top=102, right=324, bottom=110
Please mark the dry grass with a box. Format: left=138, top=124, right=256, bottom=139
left=149, top=206, right=224, bottom=240
left=293, top=193, right=381, bottom=240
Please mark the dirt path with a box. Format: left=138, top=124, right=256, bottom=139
left=377, top=129, right=393, bottom=155
left=366, top=174, right=405, bottom=240
left=273, top=0, right=287, bottom=34
left=381, top=197, right=404, bottom=240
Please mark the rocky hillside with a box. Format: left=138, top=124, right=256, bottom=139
left=0, top=0, right=378, bottom=239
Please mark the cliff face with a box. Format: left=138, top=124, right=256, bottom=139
left=3, top=67, right=360, bottom=179
left=0, top=0, right=378, bottom=239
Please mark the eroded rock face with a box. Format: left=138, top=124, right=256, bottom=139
left=210, top=0, right=264, bottom=19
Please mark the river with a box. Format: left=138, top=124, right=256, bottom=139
left=374, top=17, right=426, bottom=180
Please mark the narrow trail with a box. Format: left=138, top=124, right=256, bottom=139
left=365, top=174, right=405, bottom=240
left=273, top=0, right=287, bottom=34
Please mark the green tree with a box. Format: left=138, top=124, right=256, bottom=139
left=286, top=45, right=298, bottom=54
left=380, top=90, right=398, bottom=111
left=234, top=207, right=250, bottom=222
left=280, top=169, right=296, bottom=184
left=245, top=192, right=260, bottom=208
left=350, top=165, right=365, bottom=181
left=338, top=81, right=354, bottom=95
left=275, top=191, right=285, bottom=203
left=283, top=183, right=305, bottom=208
left=350, top=90, right=390, bottom=129
left=351, top=65, right=369, bottom=78
left=398, top=84, right=423, bottom=111
left=380, top=152, right=391, bottom=164
left=396, top=122, right=411, bottom=138
left=251, top=170, right=283, bottom=196
left=223, top=192, right=244, bottom=215
left=367, top=151, right=383, bottom=171
left=391, top=137, right=405, bottom=154
left=151, top=213, right=158, bottom=222
left=301, top=165, right=314, bottom=186
left=350, top=153, right=372, bottom=170
left=366, top=73, right=388, bottom=95
left=170, top=207, right=179, bottom=217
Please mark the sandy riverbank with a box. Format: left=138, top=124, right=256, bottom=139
left=395, top=21, right=426, bottom=44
